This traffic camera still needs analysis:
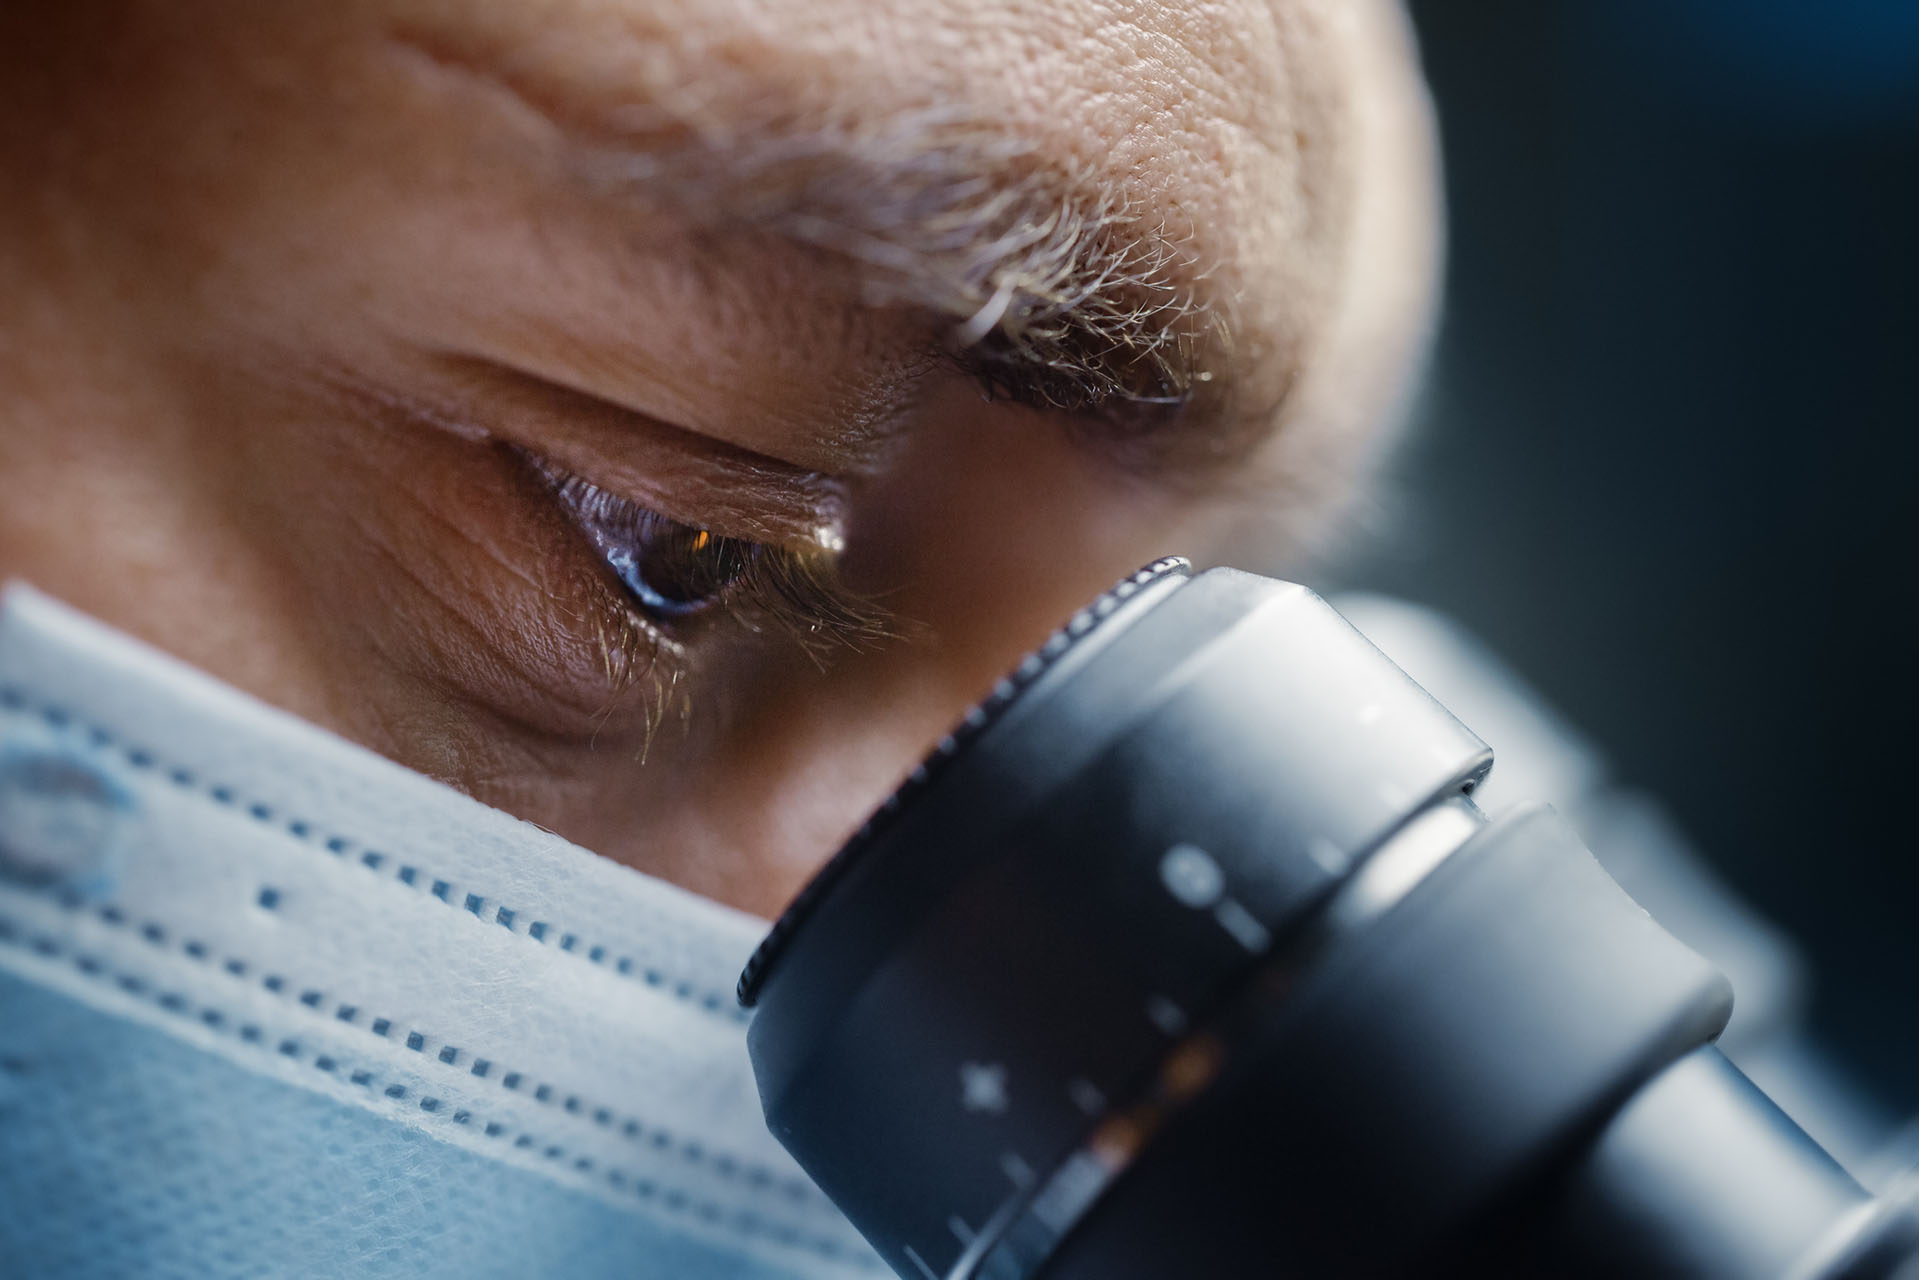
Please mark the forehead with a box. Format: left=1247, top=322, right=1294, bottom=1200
left=382, top=0, right=1353, bottom=448
left=394, top=0, right=1330, bottom=208
left=385, top=2, right=1352, bottom=304
left=50, top=0, right=1387, bottom=486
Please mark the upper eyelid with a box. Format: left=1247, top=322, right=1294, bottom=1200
left=330, top=359, right=885, bottom=635
left=342, top=353, right=851, bottom=550
left=521, top=443, right=844, bottom=562
left=329, top=351, right=905, bottom=642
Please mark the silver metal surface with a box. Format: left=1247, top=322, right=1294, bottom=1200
left=1325, top=795, right=1487, bottom=938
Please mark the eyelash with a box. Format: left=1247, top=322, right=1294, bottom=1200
left=529, top=458, right=893, bottom=662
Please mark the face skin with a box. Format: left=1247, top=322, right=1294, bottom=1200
left=0, top=0, right=1437, bottom=917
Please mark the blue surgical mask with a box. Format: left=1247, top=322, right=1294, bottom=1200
left=0, top=583, right=882, bottom=1280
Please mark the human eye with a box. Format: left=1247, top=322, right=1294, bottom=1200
left=526, top=455, right=892, bottom=661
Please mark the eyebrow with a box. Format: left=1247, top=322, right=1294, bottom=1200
left=605, top=112, right=1227, bottom=411
left=391, top=29, right=1249, bottom=468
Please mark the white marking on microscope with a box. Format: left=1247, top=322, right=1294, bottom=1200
left=1068, top=1078, right=1106, bottom=1115
left=1214, top=899, right=1272, bottom=952
left=1158, top=843, right=1225, bottom=908
left=959, top=1062, right=1010, bottom=1115
left=1307, top=836, right=1347, bottom=875
left=1146, top=995, right=1188, bottom=1035
left=902, top=1244, right=939, bottom=1280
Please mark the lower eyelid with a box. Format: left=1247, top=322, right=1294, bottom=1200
left=525, top=529, right=701, bottom=739
left=323, top=426, right=706, bottom=751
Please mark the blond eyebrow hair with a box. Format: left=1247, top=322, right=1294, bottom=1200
left=575, top=103, right=1235, bottom=432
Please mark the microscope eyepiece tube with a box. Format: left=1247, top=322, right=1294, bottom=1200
left=740, top=562, right=1916, bottom=1280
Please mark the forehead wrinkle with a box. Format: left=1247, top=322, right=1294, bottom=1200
left=386, top=18, right=1258, bottom=466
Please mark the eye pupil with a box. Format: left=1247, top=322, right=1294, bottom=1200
left=539, top=465, right=763, bottom=622
left=608, top=515, right=753, bottom=618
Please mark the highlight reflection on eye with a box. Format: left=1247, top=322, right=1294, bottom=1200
left=550, top=474, right=755, bottom=619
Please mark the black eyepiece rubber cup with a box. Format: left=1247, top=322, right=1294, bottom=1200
left=740, top=564, right=1513, bottom=1279
left=738, top=563, right=1911, bottom=1280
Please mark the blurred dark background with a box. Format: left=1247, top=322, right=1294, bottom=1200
left=1331, top=0, right=1919, bottom=1113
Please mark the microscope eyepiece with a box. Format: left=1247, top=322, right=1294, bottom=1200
left=741, top=564, right=1914, bottom=1280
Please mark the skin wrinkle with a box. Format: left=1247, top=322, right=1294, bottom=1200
left=456, top=212, right=939, bottom=480
left=356, top=523, right=647, bottom=775
left=257, top=338, right=781, bottom=779
left=298, top=410, right=658, bottom=756
left=357, top=433, right=789, bottom=771
left=529, top=208, right=939, bottom=477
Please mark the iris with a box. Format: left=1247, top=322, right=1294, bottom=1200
left=587, top=509, right=756, bottom=619
left=546, top=475, right=757, bottom=619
